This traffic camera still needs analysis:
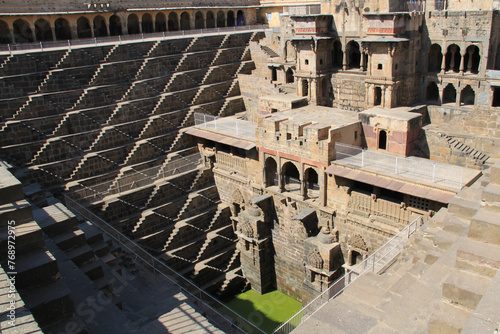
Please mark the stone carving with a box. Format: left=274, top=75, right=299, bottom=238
left=307, top=248, right=323, bottom=269
left=240, top=221, right=254, bottom=238
left=349, top=233, right=368, bottom=251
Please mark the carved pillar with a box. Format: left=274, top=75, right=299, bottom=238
left=441, top=50, right=447, bottom=73
left=50, top=25, right=56, bottom=41
left=300, top=163, right=306, bottom=200
left=319, top=167, right=326, bottom=206
left=467, top=47, right=474, bottom=72
left=343, top=45, right=348, bottom=70
left=277, top=156, right=283, bottom=192
left=460, top=53, right=465, bottom=74
left=381, top=86, right=386, bottom=108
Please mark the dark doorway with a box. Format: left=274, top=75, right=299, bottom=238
left=77, top=17, right=92, bottom=39
left=168, top=12, right=179, bottom=31
left=379, top=130, right=387, bottom=150
left=374, top=87, right=382, bottom=106
left=94, top=16, right=107, bottom=37
left=155, top=13, right=167, bottom=32
left=460, top=85, right=475, bottom=106
left=142, top=13, right=154, bottom=33
left=109, top=15, right=122, bottom=36
left=493, top=87, right=500, bottom=107
left=206, top=11, right=215, bottom=28
left=427, top=82, right=439, bottom=103
left=443, top=84, right=456, bottom=104
left=35, top=19, right=53, bottom=41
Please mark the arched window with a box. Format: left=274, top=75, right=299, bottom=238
left=302, top=79, right=309, bottom=97
left=128, top=14, right=140, bottom=35
left=109, top=15, right=122, bottom=36
left=286, top=68, right=294, bottom=83
left=55, top=18, right=72, bottom=40
left=428, top=44, right=443, bottom=73
left=195, top=11, right=204, bottom=29
left=77, top=17, right=92, bottom=39
left=0, top=20, right=11, bottom=44
left=347, top=41, right=361, bottom=69
left=460, top=85, right=475, bottom=106
left=94, top=15, right=107, bottom=37
left=379, top=130, right=387, bottom=150
left=180, top=12, right=190, bottom=30
left=464, top=45, right=480, bottom=74
left=168, top=12, right=179, bottom=31
left=13, top=19, right=33, bottom=43
left=265, top=157, right=278, bottom=187
left=305, top=168, right=319, bottom=199
left=227, top=11, right=235, bottom=27
left=142, top=13, right=154, bottom=33
left=206, top=11, right=215, bottom=28
left=445, top=44, right=461, bottom=73
left=426, top=82, right=439, bottom=103
left=35, top=19, right=52, bottom=41
left=155, top=13, right=167, bottom=32
left=237, top=10, right=245, bottom=26
left=217, top=11, right=226, bottom=27
left=332, top=40, right=343, bottom=68
left=282, top=162, right=300, bottom=193
left=443, top=84, right=456, bottom=104
left=374, top=86, right=382, bottom=106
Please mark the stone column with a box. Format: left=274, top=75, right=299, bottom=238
left=70, top=25, right=78, bottom=40
left=360, top=52, right=366, bottom=71
left=9, top=29, right=15, bottom=44
left=50, top=25, right=56, bottom=41
left=456, top=88, right=460, bottom=106
left=343, top=46, right=348, bottom=70
left=300, top=163, right=306, bottom=199
left=467, top=47, right=474, bottom=72
left=439, top=87, right=444, bottom=104
left=31, top=25, right=37, bottom=43
left=319, top=167, right=326, bottom=206
left=277, top=156, right=283, bottom=192
left=381, top=86, right=386, bottom=108
left=440, top=50, right=447, bottom=73
left=459, top=53, right=465, bottom=74
left=260, top=151, right=266, bottom=187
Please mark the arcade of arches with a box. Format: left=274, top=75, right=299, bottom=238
left=0, top=9, right=248, bottom=43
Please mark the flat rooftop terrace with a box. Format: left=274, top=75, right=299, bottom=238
left=264, top=105, right=360, bottom=130
left=330, top=143, right=481, bottom=192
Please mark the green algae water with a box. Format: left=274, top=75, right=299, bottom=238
left=223, top=289, right=302, bottom=334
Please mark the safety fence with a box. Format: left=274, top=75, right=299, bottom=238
left=70, top=152, right=202, bottom=203
left=64, top=195, right=266, bottom=334
left=273, top=216, right=424, bottom=334
left=0, top=24, right=268, bottom=54
left=194, top=112, right=256, bottom=141
left=334, top=143, right=464, bottom=189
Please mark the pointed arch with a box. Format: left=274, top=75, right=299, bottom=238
left=155, top=13, right=167, bottom=32
left=428, top=44, right=442, bottom=73
left=227, top=11, right=235, bottom=27
left=307, top=249, right=323, bottom=269
left=237, top=10, right=245, bottom=26
left=94, top=15, right=107, bottom=37
left=142, top=13, right=154, bottom=33
left=217, top=11, right=226, bottom=27
left=127, top=14, right=140, bottom=35
left=195, top=11, right=204, bottom=29
left=180, top=12, right=190, bottom=30
left=77, top=17, right=92, bottom=39
left=206, top=11, right=215, bottom=28
left=109, top=15, right=122, bottom=36
left=35, top=18, right=52, bottom=41
left=0, top=20, right=11, bottom=44
left=13, top=19, right=33, bottom=43
left=443, top=84, right=457, bottom=104
left=168, top=12, right=179, bottom=31
left=460, top=85, right=475, bottom=106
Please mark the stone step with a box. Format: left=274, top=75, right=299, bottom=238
left=447, top=197, right=480, bottom=220
left=482, top=183, right=500, bottom=212
left=433, top=230, right=460, bottom=251
left=0, top=220, right=43, bottom=256
left=0, top=200, right=33, bottom=227
left=0, top=166, right=24, bottom=205
left=80, top=259, right=105, bottom=281
left=490, top=161, right=500, bottom=185
left=78, top=220, right=104, bottom=244
left=66, top=244, right=95, bottom=267
left=33, top=203, right=78, bottom=237
left=90, top=240, right=110, bottom=257
left=22, top=279, right=74, bottom=327
left=99, top=252, right=117, bottom=266
left=51, top=229, right=86, bottom=251
left=468, top=207, right=500, bottom=245
left=42, top=315, right=87, bottom=334
left=428, top=302, right=472, bottom=334
left=456, top=238, right=500, bottom=278
left=15, top=249, right=59, bottom=290
left=442, top=270, right=491, bottom=311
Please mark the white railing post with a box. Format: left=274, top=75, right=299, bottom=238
left=395, top=156, right=398, bottom=174
left=361, top=149, right=364, bottom=167
left=432, top=163, right=436, bottom=183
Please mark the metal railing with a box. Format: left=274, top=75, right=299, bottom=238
left=273, top=215, right=424, bottom=334
left=194, top=112, right=256, bottom=141
left=0, top=25, right=268, bottom=54
left=64, top=195, right=266, bottom=334
left=70, top=152, right=202, bottom=203
left=406, top=0, right=425, bottom=11
left=334, top=143, right=464, bottom=189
